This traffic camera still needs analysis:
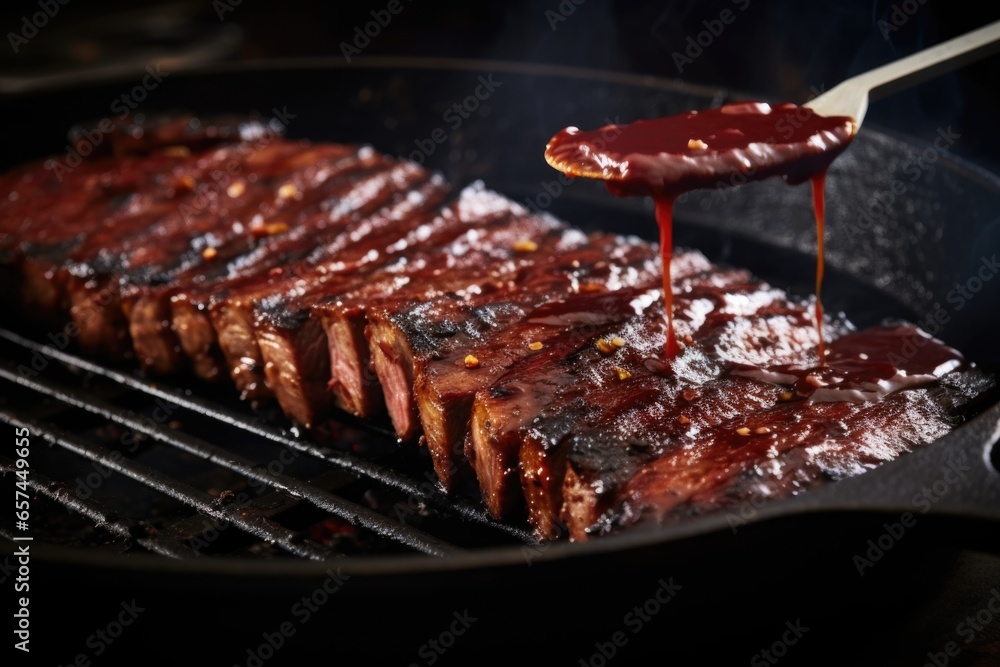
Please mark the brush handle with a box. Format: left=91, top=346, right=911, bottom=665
left=808, top=20, right=1000, bottom=124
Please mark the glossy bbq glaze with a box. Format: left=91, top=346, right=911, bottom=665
left=469, top=263, right=988, bottom=539
left=545, top=102, right=856, bottom=360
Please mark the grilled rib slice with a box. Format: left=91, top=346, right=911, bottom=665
left=1, top=117, right=280, bottom=323
left=12, top=140, right=299, bottom=357
left=247, top=175, right=460, bottom=427
left=123, top=146, right=391, bottom=374
left=201, top=160, right=442, bottom=401
left=249, top=184, right=559, bottom=428
left=64, top=140, right=315, bottom=359
left=18, top=116, right=296, bottom=358
left=484, top=260, right=841, bottom=537
left=168, top=154, right=422, bottom=384
left=561, top=347, right=990, bottom=540
left=467, top=256, right=791, bottom=526
left=471, top=255, right=988, bottom=540
left=313, top=202, right=576, bottom=422
left=6, top=151, right=206, bottom=321
left=363, top=233, right=664, bottom=491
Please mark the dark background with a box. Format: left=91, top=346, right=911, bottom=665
left=1, top=0, right=998, bottom=172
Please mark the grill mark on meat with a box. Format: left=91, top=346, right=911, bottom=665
left=209, top=164, right=444, bottom=401
left=315, top=206, right=574, bottom=421
left=65, top=143, right=363, bottom=361
left=124, top=148, right=388, bottom=373
left=6, top=154, right=196, bottom=318
left=562, top=367, right=991, bottom=540
left=366, top=234, right=671, bottom=490
left=69, top=141, right=315, bottom=281
left=10, top=141, right=285, bottom=354
left=467, top=253, right=713, bottom=521
left=469, top=267, right=986, bottom=540
left=167, top=153, right=410, bottom=381
left=469, top=259, right=836, bottom=536
left=0, top=113, right=269, bottom=256
left=252, top=177, right=456, bottom=427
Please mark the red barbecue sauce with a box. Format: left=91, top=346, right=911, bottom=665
left=545, top=102, right=856, bottom=362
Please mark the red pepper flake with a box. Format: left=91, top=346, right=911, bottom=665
left=596, top=338, right=616, bottom=355
left=250, top=221, right=289, bottom=237
left=278, top=183, right=300, bottom=200
left=163, top=145, right=191, bottom=158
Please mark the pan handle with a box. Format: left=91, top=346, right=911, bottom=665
left=785, top=401, right=1000, bottom=523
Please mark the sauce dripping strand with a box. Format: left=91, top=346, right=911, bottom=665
left=812, top=171, right=826, bottom=364
left=654, top=197, right=680, bottom=358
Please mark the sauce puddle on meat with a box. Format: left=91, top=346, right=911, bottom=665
left=545, top=101, right=855, bottom=363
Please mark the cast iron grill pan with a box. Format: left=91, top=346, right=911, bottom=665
left=2, top=60, right=999, bottom=665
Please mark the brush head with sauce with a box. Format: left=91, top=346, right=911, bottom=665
left=543, top=101, right=857, bottom=361
left=543, top=101, right=856, bottom=199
